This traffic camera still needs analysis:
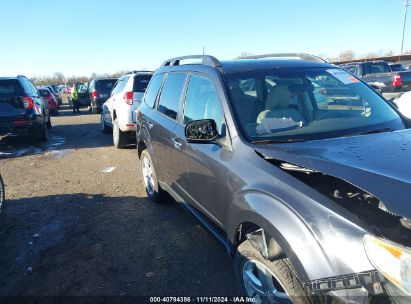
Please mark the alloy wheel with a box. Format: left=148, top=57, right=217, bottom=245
left=242, top=260, right=291, bottom=304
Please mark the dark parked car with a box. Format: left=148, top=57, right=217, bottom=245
left=37, top=87, right=59, bottom=115
left=341, top=61, right=411, bottom=100
left=136, top=54, right=411, bottom=303
left=88, top=78, right=117, bottom=113
left=0, top=76, right=50, bottom=142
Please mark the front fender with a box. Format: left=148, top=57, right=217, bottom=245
left=226, top=190, right=373, bottom=282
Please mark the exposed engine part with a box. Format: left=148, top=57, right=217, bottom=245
left=273, top=160, right=411, bottom=247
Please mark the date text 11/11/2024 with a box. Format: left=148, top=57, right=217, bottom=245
left=149, top=296, right=257, bottom=303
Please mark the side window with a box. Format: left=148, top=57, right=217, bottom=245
left=183, top=75, right=224, bottom=133
left=157, top=73, right=187, bottom=120
left=119, top=76, right=130, bottom=92
left=143, top=74, right=164, bottom=109
left=89, top=80, right=95, bottom=92
left=28, top=81, right=38, bottom=96
left=111, top=78, right=124, bottom=96
left=20, top=78, right=34, bottom=95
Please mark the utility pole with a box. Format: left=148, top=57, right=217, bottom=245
left=401, top=0, right=411, bottom=55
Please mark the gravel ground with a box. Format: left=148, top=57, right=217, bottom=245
left=0, top=106, right=240, bottom=302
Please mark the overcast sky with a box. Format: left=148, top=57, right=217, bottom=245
left=0, top=0, right=409, bottom=78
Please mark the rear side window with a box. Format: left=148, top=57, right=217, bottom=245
left=39, top=89, right=50, bottom=97
left=133, top=75, right=152, bottom=93
left=143, top=74, right=164, bottom=109
left=96, top=79, right=118, bottom=93
left=157, top=73, right=187, bottom=120
left=0, top=80, right=23, bottom=95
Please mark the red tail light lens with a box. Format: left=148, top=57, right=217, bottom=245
left=123, top=91, right=133, bottom=105
left=22, top=97, right=34, bottom=109
left=393, top=75, right=402, bottom=87
left=92, top=90, right=97, bottom=99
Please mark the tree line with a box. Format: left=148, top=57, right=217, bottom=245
left=32, top=49, right=411, bottom=86
left=30, top=71, right=129, bottom=86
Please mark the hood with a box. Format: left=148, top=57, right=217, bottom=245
left=255, top=129, right=411, bottom=218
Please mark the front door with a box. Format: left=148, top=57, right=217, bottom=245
left=172, top=74, right=228, bottom=228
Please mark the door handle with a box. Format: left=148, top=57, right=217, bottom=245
left=172, top=137, right=182, bottom=149
left=146, top=121, right=154, bottom=129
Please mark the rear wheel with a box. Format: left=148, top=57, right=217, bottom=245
left=235, top=240, right=310, bottom=304
left=46, top=116, right=52, bottom=129
left=113, top=118, right=127, bottom=149
left=34, top=123, right=48, bottom=142
left=140, top=149, right=166, bottom=203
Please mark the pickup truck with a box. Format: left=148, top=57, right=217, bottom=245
left=341, top=60, right=411, bottom=100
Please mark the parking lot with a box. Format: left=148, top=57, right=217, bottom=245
left=0, top=104, right=240, bottom=298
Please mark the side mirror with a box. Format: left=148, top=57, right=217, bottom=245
left=185, top=119, right=219, bottom=143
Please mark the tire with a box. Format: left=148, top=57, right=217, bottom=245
left=100, top=112, right=111, bottom=134
left=140, top=149, right=166, bottom=203
left=0, top=174, right=4, bottom=214
left=34, top=123, right=48, bottom=142
left=235, top=239, right=310, bottom=304
left=112, top=118, right=127, bottom=149
left=46, top=116, right=52, bottom=129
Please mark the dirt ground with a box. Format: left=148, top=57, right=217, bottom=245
left=0, top=105, right=240, bottom=302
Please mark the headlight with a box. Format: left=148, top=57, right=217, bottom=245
left=364, top=235, right=411, bottom=295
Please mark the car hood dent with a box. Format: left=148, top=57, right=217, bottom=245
left=255, top=129, right=411, bottom=218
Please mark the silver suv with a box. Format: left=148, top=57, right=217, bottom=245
left=101, top=71, right=152, bottom=148
left=136, top=54, right=411, bottom=303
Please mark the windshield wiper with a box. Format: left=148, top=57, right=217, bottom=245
left=357, top=128, right=393, bottom=135
left=252, top=138, right=306, bottom=145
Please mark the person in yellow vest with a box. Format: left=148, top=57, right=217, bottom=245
left=71, top=83, right=80, bottom=114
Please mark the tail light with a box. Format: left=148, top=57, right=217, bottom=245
left=123, top=91, right=133, bottom=105
left=92, top=90, right=97, bottom=100
left=22, top=97, right=34, bottom=109
left=393, top=75, right=402, bottom=87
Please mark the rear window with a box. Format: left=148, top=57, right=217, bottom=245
left=96, top=79, right=117, bottom=93
left=38, top=89, right=50, bottom=97
left=365, top=63, right=391, bottom=74
left=133, top=75, right=152, bottom=92
left=0, top=80, right=23, bottom=95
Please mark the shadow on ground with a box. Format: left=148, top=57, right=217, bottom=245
left=0, top=193, right=239, bottom=297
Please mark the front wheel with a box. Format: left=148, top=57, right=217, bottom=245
left=140, top=149, right=166, bottom=203
left=235, top=240, right=310, bottom=304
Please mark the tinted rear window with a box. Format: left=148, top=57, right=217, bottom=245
left=133, top=75, right=152, bottom=92
left=96, top=79, right=117, bottom=93
left=0, top=80, right=23, bottom=95
left=39, top=89, right=51, bottom=96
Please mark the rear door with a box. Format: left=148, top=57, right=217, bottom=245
left=0, top=80, right=26, bottom=119
left=150, top=72, right=187, bottom=186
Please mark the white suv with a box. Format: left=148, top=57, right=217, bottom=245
left=100, top=71, right=153, bottom=148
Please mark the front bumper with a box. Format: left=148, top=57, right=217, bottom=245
left=305, top=270, right=409, bottom=303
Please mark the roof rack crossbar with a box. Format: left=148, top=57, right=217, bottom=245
left=161, top=55, right=222, bottom=68
left=125, top=70, right=154, bottom=74
left=239, top=53, right=327, bottom=63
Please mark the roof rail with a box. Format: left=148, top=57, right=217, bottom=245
left=161, top=55, right=222, bottom=68
left=125, top=70, right=154, bottom=75
left=239, top=53, right=327, bottom=63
